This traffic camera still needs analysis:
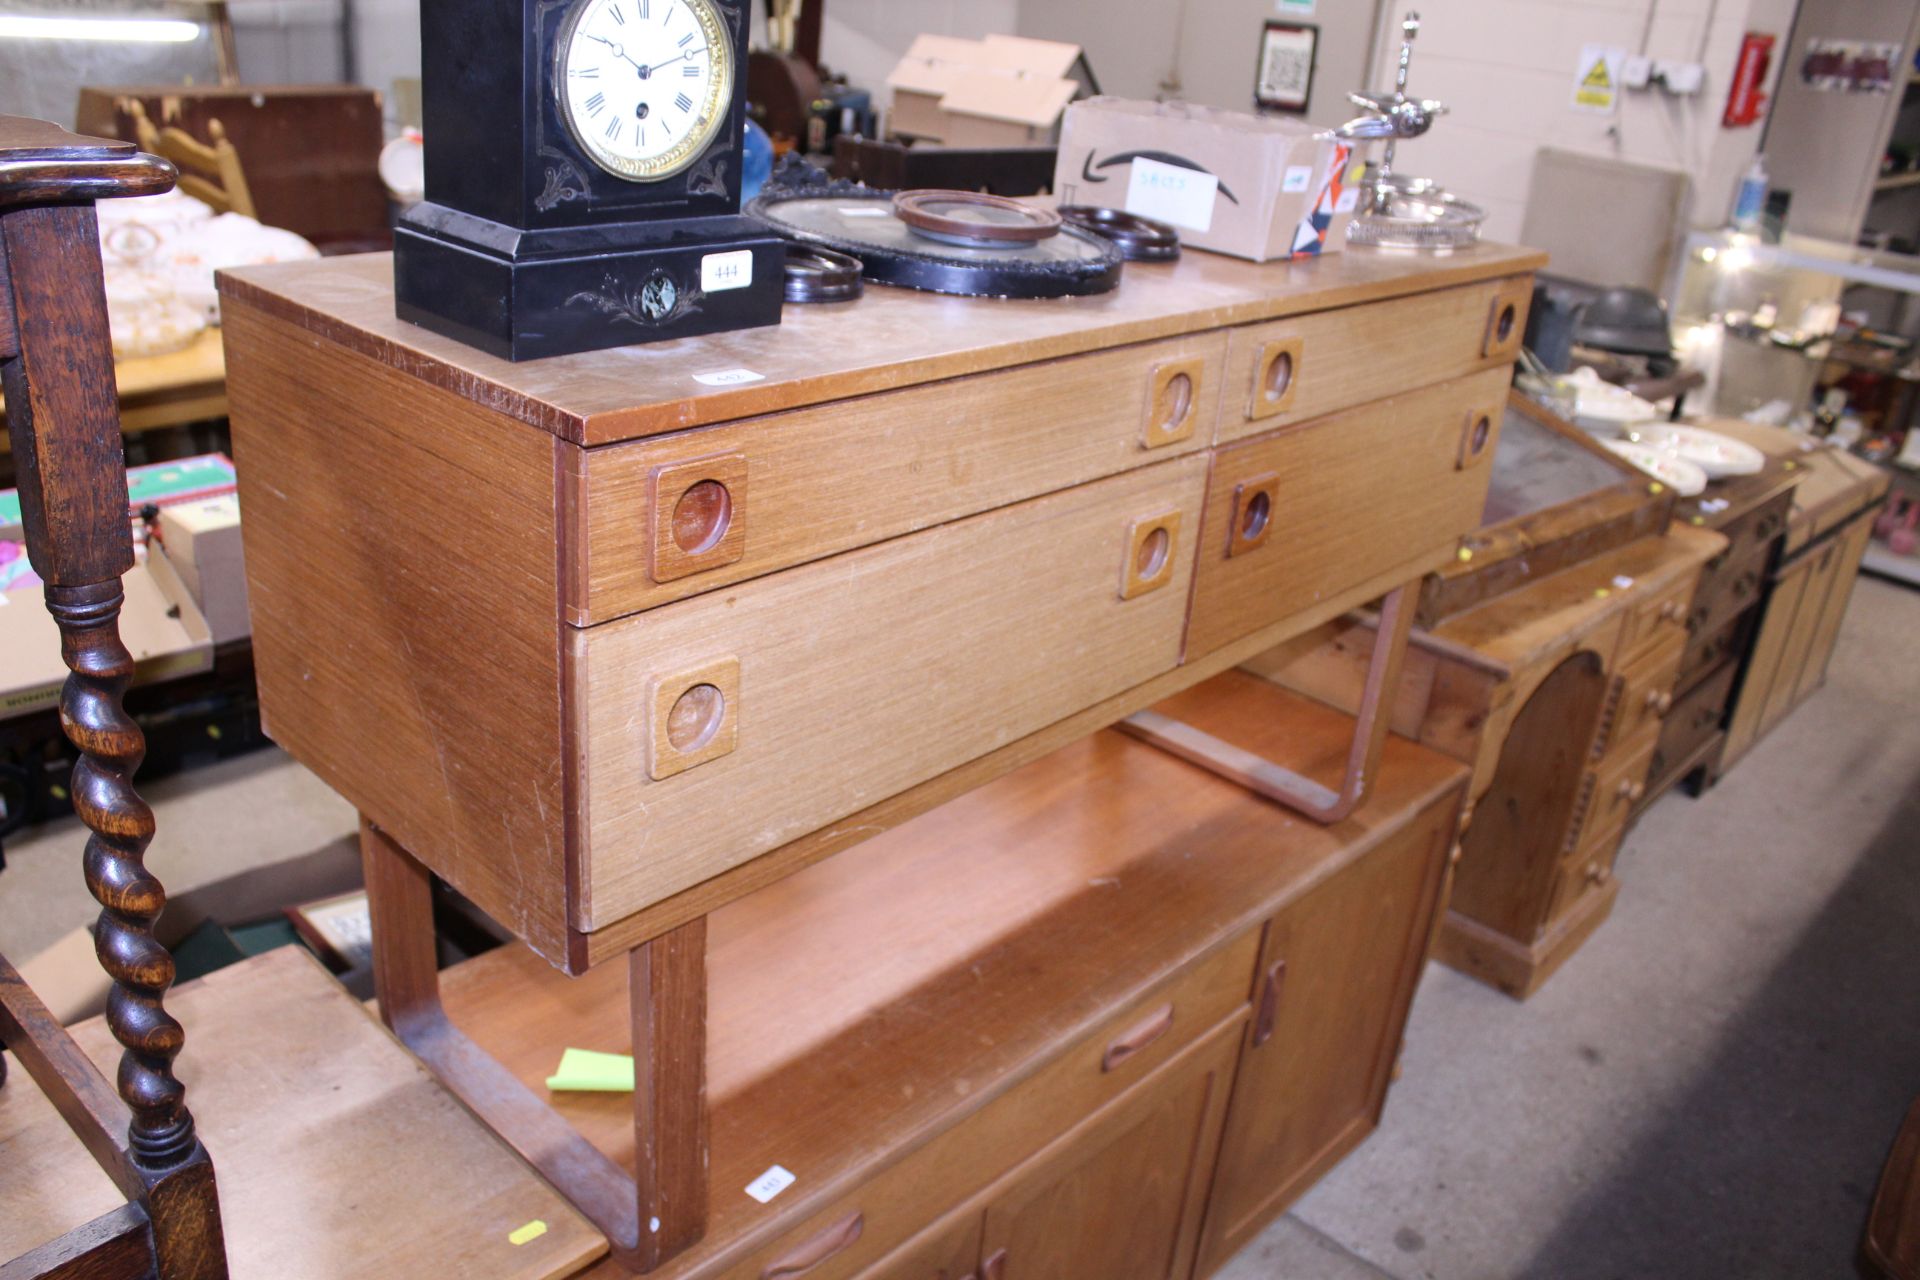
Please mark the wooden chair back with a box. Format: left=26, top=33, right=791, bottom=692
left=125, top=98, right=256, bottom=218
left=0, top=115, right=229, bottom=1280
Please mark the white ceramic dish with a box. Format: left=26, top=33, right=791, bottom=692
left=1622, top=423, right=1766, bottom=479
left=1568, top=367, right=1662, bottom=435
left=1603, top=440, right=1709, bottom=497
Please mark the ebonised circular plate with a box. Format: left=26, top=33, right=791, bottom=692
left=1057, top=206, right=1181, bottom=263
left=782, top=245, right=865, bottom=304
left=748, top=189, right=1121, bottom=299
left=893, top=189, right=1064, bottom=247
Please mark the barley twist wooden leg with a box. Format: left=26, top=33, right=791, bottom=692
left=48, top=579, right=197, bottom=1168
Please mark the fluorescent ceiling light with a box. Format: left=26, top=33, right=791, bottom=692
left=0, top=15, right=201, bottom=42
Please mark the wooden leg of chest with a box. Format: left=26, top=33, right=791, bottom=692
left=1118, top=577, right=1420, bottom=823
left=361, top=818, right=709, bottom=1271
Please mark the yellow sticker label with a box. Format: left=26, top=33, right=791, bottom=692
left=1595, top=588, right=1612, bottom=599
left=1649, top=482, right=1666, bottom=495
left=509, top=1221, right=549, bottom=1247
left=1457, top=547, right=1474, bottom=563
left=1691, top=515, right=1706, bottom=526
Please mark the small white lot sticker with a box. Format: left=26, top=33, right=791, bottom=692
left=693, top=368, right=766, bottom=387
left=745, top=1164, right=797, bottom=1204
left=1282, top=164, right=1314, bottom=193
left=701, top=250, right=754, bottom=293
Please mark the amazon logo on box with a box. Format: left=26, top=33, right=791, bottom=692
left=1053, top=97, right=1361, bottom=263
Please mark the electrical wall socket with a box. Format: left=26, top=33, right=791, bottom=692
left=1655, top=60, right=1705, bottom=94
left=1622, top=55, right=1654, bottom=88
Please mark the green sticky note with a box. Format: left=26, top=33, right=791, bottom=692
left=545, top=1048, right=636, bottom=1092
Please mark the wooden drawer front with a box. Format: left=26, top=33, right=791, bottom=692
left=572, top=330, right=1228, bottom=623
left=1606, top=640, right=1685, bottom=756
left=1574, top=723, right=1660, bottom=851
left=1678, top=608, right=1754, bottom=693
left=1219, top=275, right=1529, bottom=443
left=1688, top=542, right=1770, bottom=644
left=724, top=934, right=1258, bottom=1280
left=1655, top=659, right=1740, bottom=777
left=1714, top=492, right=1792, bottom=572
left=1618, top=578, right=1694, bottom=666
left=1550, top=817, right=1626, bottom=921
left=1187, top=367, right=1509, bottom=661
left=576, top=456, right=1210, bottom=928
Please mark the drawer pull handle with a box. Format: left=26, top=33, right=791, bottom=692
left=1253, top=958, right=1288, bottom=1048
left=1659, top=601, right=1686, bottom=624
left=1646, top=690, right=1674, bottom=716
left=1102, top=1002, right=1176, bottom=1072
left=1586, top=861, right=1610, bottom=886
left=983, top=1248, right=1010, bottom=1280
left=1249, top=337, right=1303, bottom=419
left=762, top=1211, right=865, bottom=1278
left=1617, top=779, right=1646, bottom=804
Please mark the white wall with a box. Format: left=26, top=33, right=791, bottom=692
left=748, top=0, right=1020, bottom=122
left=1021, top=0, right=1385, bottom=130
left=1369, top=0, right=1799, bottom=245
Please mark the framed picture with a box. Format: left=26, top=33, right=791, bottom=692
left=1256, top=21, right=1319, bottom=113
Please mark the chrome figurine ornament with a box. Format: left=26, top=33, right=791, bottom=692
left=1331, top=13, right=1486, bottom=252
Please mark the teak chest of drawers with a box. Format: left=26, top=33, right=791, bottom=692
left=220, top=241, right=1541, bottom=1271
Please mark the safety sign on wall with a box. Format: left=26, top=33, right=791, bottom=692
left=1574, top=44, right=1624, bottom=113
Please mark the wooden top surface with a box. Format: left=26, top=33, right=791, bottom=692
left=1428, top=525, right=1728, bottom=671
left=218, top=242, right=1545, bottom=447
left=437, top=673, right=1467, bottom=1277
left=0, top=948, right=606, bottom=1280
left=1671, top=451, right=1800, bottom=533
left=1692, top=419, right=1890, bottom=549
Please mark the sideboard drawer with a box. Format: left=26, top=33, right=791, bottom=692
left=573, top=455, right=1210, bottom=928
left=1606, top=639, right=1685, bottom=756
left=721, top=932, right=1258, bottom=1280
left=1218, top=275, right=1529, bottom=444
left=1187, top=367, right=1509, bottom=662
left=1618, top=578, right=1694, bottom=666
left=571, top=330, right=1228, bottom=624
left=1574, top=722, right=1660, bottom=851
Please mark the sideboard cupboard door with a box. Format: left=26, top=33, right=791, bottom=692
left=974, top=1023, right=1240, bottom=1280
left=1723, top=554, right=1815, bottom=765
left=1194, top=799, right=1454, bottom=1277
left=1760, top=538, right=1844, bottom=733
left=1793, top=515, right=1874, bottom=707
left=575, top=454, right=1210, bottom=928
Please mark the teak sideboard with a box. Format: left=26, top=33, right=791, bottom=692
left=219, top=241, right=1543, bottom=1274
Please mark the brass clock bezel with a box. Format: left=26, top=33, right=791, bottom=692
left=554, top=0, right=735, bottom=184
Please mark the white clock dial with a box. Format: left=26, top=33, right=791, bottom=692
left=556, top=0, right=733, bottom=182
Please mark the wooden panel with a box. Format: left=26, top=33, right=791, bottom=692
left=575, top=453, right=1208, bottom=930
left=848, top=1211, right=982, bottom=1280
left=572, top=331, right=1227, bottom=623
left=219, top=245, right=1545, bottom=447
left=1195, top=796, right=1454, bottom=1274
left=222, top=299, right=574, bottom=963
left=1218, top=276, right=1529, bottom=443
left=1761, top=538, right=1847, bottom=733
left=1446, top=652, right=1609, bottom=943
left=1723, top=557, right=1815, bottom=766
left=0, top=948, right=605, bottom=1279
left=1794, top=514, right=1875, bottom=706
left=1187, top=367, right=1509, bottom=661
left=978, top=1022, right=1240, bottom=1280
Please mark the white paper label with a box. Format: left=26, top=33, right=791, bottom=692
left=693, top=368, right=765, bottom=387
left=701, top=250, right=754, bottom=293
left=1125, top=157, right=1218, bottom=234
left=1334, top=187, right=1360, bottom=214
left=839, top=207, right=889, bottom=218
left=745, top=1165, right=796, bottom=1204
left=1282, top=165, right=1314, bottom=194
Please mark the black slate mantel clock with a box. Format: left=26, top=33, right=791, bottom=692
left=394, top=0, right=784, bottom=361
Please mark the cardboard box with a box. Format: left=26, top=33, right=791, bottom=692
left=886, top=33, right=1082, bottom=147
left=1052, top=98, right=1364, bottom=262
left=159, top=495, right=251, bottom=644
left=0, top=543, right=213, bottom=720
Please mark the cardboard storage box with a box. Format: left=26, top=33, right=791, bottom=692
left=0, top=452, right=237, bottom=544
left=886, top=33, right=1081, bottom=147
left=159, top=495, right=251, bottom=645
left=1052, top=98, right=1363, bottom=262
left=0, top=543, right=212, bottom=720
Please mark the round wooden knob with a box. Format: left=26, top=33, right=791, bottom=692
left=1659, top=601, right=1685, bottom=623
left=1586, top=861, right=1609, bottom=885
left=1646, top=690, right=1674, bottom=716
left=1448, top=842, right=1465, bottom=867
left=1618, top=778, right=1647, bottom=803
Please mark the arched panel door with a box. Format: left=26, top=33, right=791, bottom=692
left=1448, top=650, right=1609, bottom=943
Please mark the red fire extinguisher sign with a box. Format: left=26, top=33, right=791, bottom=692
left=1724, top=32, right=1776, bottom=127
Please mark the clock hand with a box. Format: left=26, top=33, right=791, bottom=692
left=648, top=48, right=703, bottom=72
left=584, top=33, right=645, bottom=71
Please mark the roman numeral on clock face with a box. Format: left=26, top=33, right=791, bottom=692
left=609, top=3, right=625, bottom=23
left=678, top=32, right=694, bottom=47
left=585, top=91, right=607, bottom=116
left=605, top=116, right=622, bottom=140
left=675, top=92, right=694, bottom=113
left=683, top=63, right=700, bottom=76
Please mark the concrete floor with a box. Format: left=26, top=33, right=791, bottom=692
left=3, top=578, right=1916, bottom=1279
